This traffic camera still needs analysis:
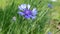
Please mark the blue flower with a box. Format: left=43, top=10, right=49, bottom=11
left=48, top=4, right=53, bottom=8
left=48, top=32, right=52, bottom=34
left=18, top=4, right=37, bottom=19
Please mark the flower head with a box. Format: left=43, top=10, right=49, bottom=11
left=48, top=32, right=52, bottom=34
left=51, top=0, right=57, bottom=2
left=12, top=16, right=16, bottom=21
left=18, top=4, right=37, bottom=19
left=48, top=4, right=53, bottom=8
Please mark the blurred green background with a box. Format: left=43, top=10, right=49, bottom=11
left=0, top=0, right=60, bottom=34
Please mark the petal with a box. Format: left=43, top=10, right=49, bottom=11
left=31, top=16, right=36, bottom=19
left=18, top=4, right=26, bottom=10
left=27, top=4, right=30, bottom=9
left=32, top=8, right=37, bottom=16
left=25, top=15, right=30, bottom=19
left=18, top=12, right=24, bottom=16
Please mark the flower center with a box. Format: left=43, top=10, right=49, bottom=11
left=24, top=9, right=32, bottom=15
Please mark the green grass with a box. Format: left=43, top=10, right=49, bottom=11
left=0, top=0, right=60, bottom=34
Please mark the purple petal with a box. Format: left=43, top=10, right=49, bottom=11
left=27, top=4, right=30, bottom=9
left=31, top=16, right=36, bottom=19
left=18, top=4, right=26, bottom=10
left=25, top=15, right=30, bottom=19
left=32, top=8, right=37, bottom=16
left=18, top=12, right=24, bottom=16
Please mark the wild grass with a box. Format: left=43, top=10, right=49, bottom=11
left=0, top=0, right=60, bottom=34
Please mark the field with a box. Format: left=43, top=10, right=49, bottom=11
left=0, top=0, right=60, bottom=34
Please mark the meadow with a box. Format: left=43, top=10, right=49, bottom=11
left=0, top=0, right=60, bottom=34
